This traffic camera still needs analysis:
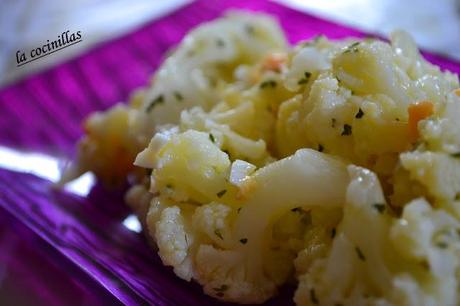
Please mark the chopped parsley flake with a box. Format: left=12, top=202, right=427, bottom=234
left=214, top=229, right=223, bottom=240
left=298, top=71, right=312, bottom=85
left=216, top=38, right=225, bottom=47
left=291, top=207, right=302, bottom=212
left=245, top=24, right=255, bottom=35
left=174, top=91, right=183, bottom=101
left=451, top=152, right=460, bottom=158
left=216, top=189, right=227, bottom=198
left=355, top=247, right=366, bottom=261
left=239, top=238, right=248, bottom=244
left=331, top=118, right=337, bottom=128
left=355, top=108, right=364, bottom=119
left=318, top=144, right=324, bottom=152
left=146, top=94, right=164, bottom=112
left=209, top=133, right=215, bottom=143
left=341, top=124, right=352, bottom=136
left=237, top=207, right=242, bottom=213
left=343, top=42, right=360, bottom=54
left=310, top=288, right=319, bottom=305
left=436, top=241, right=448, bottom=249
left=420, top=260, right=430, bottom=270
left=372, top=203, right=386, bottom=214
left=213, top=284, right=229, bottom=292
left=260, top=80, right=277, bottom=89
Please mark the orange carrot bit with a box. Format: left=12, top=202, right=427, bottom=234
left=454, top=88, right=460, bottom=97
left=261, top=52, right=287, bottom=73
left=408, top=101, right=434, bottom=142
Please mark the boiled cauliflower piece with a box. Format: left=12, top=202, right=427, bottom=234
left=148, top=148, right=349, bottom=304
left=153, top=130, right=231, bottom=203
left=63, top=12, right=287, bottom=184
left=139, top=11, right=288, bottom=131
left=295, top=165, right=460, bottom=306
left=155, top=204, right=196, bottom=281
left=60, top=104, right=142, bottom=184
left=400, top=151, right=460, bottom=204
left=295, top=165, right=392, bottom=306
left=420, top=90, right=460, bottom=153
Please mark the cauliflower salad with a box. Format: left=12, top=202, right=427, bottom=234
left=63, top=11, right=460, bottom=306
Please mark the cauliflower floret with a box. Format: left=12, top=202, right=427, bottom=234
left=180, top=107, right=269, bottom=163
left=400, top=151, right=460, bottom=204
left=229, top=160, right=257, bottom=187
left=64, top=12, right=287, bottom=185
left=420, top=90, right=460, bottom=153
left=154, top=205, right=196, bottom=281
left=295, top=165, right=460, bottom=306
left=153, top=130, right=231, bottom=203
left=146, top=148, right=349, bottom=304
left=60, top=104, right=142, bottom=185
left=295, top=165, right=392, bottom=306
left=389, top=198, right=460, bottom=306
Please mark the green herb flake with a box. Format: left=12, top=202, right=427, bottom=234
left=239, top=238, right=248, bottom=244
left=216, top=38, right=225, bottom=47
left=318, top=144, right=324, bottom=152
left=341, top=124, right=352, bottom=136
left=291, top=207, right=302, bottom=212
left=298, top=71, right=312, bottom=85
left=310, top=288, right=319, bottom=305
left=174, top=91, right=183, bottom=101
left=355, top=247, right=366, bottom=261
left=237, top=207, right=242, bottom=213
left=451, top=152, right=460, bottom=158
left=355, top=108, right=364, bottom=119
left=372, top=203, right=386, bottom=214
left=331, top=118, right=337, bottom=128
left=260, top=80, right=277, bottom=89
left=343, top=42, right=360, bottom=54
left=420, top=260, right=430, bottom=271
left=331, top=228, right=336, bottom=239
left=214, top=229, right=223, bottom=240
left=313, top=35, right=323, bottom=43
left=436, top=241, right=448, bottom=249
left=146, top=94, right=164, bottom=112
left=209, top=133, right=216, bottom=143
left=245, top=24, right=255, bottom=35
left=216, top=189, right=227, bottom=198
left=214, top=284, right=229, bottom=291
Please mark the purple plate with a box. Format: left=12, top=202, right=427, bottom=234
left=0, top=0, right=459, bottom=305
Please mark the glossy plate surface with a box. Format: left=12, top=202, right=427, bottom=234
left=0, top=0, right=459, bottom=305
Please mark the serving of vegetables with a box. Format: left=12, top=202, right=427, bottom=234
left=63, top=11, right=460, bottom=306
